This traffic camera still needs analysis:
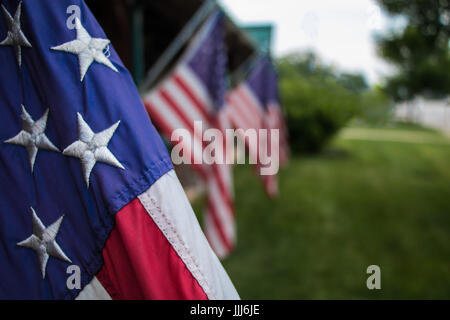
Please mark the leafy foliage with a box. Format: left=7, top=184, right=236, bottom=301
left=376, top=0, right=450, bottom=100
left=277, top=53, right=369, bottom=153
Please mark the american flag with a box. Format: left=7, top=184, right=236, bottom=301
left=143, top=12, right=235, bottom=258
left=264, top=59, right=289, bottom=167
left=225, top=56, right=289, bottom=197
left=0, top=0, right=238, bottom=299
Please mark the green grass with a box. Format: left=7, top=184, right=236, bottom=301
left=340, top=127, right=450, bottom=145
left=196, top=125, right=450, bottom=299
left=350, top=119, right=442, bottom=133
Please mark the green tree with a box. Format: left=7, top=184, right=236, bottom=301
left=377, top=0, right=450, bottom=101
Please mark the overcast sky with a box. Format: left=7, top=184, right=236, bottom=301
left=219, top=0, right=403, bottom=84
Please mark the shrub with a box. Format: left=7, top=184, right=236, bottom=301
left=279, top=56, right=362, bottom=153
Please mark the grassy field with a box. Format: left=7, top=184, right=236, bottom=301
left=196, top=124, right=450, bottom=299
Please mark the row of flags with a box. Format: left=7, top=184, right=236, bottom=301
left=144, top=13, right=235, bottom=258
left=226, top=55, right=289, bottom=198
left=143, top=10, right=289, bottom=258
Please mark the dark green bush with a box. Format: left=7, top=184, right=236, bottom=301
left=278, top=55, right=363, bottom=153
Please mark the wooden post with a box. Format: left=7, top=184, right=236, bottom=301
left=132, top=0, right=144, bottom=86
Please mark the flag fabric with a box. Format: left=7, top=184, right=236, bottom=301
left=0, top=0, right=238, bottom=299
left=225, top=56, right=289, bottom=197
left=264, top=59, right=289, bottom=167
left=143, top=11, right=236, bottom=258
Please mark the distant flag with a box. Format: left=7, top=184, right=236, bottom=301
left=0, top=0, right=239, bottom=299
left=225, top=56, right=289, bottom=197
left=143, top=11, right=236, bottom=258
left=264, top=59, right=289, bottom=167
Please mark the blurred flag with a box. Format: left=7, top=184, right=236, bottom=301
left=143, top=11, right=236, bottom=258
left=265, top=60, right=289, bottom=167
left=0, top=0, right=238, bottom=299
left=226, top=56, right=289, bottom=197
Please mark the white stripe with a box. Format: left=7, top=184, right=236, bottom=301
left=76, top=277, right=112, bottom=300
left=218, top=109, right=236, bottom=161
left=225, top=103, right=249, bottom=131
left=147, top=92, right=205, bottom=166
left=137, top=170, right=240, bottom=300
left=217, top=163, right=233, bottom=196
left=177, top=65, right=213, bottom=111
left=234, top=89, right=263, bottom=129
left=229, top=91, right=260, bottom=130
left=218, top=108, right=232, bottom=131
left=163, top=79, right=210, bottom=126
left=158, top=80, right=208, bottom=144
left=145, top=92, right=182, bottom=131
left=267, top=105, right=281, bottom=129
left=240, top=84, right=265, bottom=118
left=204, top=211, right=227, bottom=259
left=208, top=177, right=235, bottom=242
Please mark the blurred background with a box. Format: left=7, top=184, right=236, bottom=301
left=88, top=0, right=450, bottom=299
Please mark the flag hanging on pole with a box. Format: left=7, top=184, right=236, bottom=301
left=143, top=11, right=236, bottom=258
left=0, top=0, right=238, bottom=299
left=225, top=56, right=289, bottom=197
left=264, top=59, right=290, bottom=167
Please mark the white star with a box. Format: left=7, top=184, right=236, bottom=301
left=63, top=113, right=124, bottom=187
left=0, top=1, right=32, bottom=67
left=51, top=18, right=118, bottom=81
left=4, top=106, right=60, bottom=172
left=17, top=207, right=72, bottom=279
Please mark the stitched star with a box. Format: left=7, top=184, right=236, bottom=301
left=17, top=207, right=72, bottom=279
left=63, top=113, right=124, bottom=187
left=0, top=1, right=32, bottom=67
left=4, top=106, right=60, bottom=172
left=51, top=18, right=118, bottom=81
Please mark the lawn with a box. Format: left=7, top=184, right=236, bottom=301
left=198, top=125, right=450, bottom=299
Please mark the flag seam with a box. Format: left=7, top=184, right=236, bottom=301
left=66, top=158, right=173, bottom=300
left=137, top=191, right=216, bottom=300
left=108, top=157, right=174, bottom=213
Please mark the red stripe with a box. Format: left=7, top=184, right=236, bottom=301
left=159, top=89, right=203, bottom=142
left=236, top=87, right=263, bottom=128
left=211, top=165, right=233, bottom=215
left=227, top=102, right=278, bottom=196
left=157, top=88, right=211, bottom=171
left=97, top=197, right=209, bottom=300
left=174, top=74, right=211, bottom=122
left=228, top=94, right=257, bottom=130
left=225, top=105, right=243, bottom=131
left=154, top=91, right=233, bottom=211
left=144, top=100, right=208, bottom=181
left=144, top=100, right=173, bottom=139
left=207, top=113, right=233, bottom=209
left=229, top=87, right=281, bottom=196
left=145, top=77, right=236, bottom=257
left=206, top=197, right=232, bottom=252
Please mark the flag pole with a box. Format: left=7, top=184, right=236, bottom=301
left=229, top=51, right=264, bottom=87
left=139, top=0, right=218, bottom=93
